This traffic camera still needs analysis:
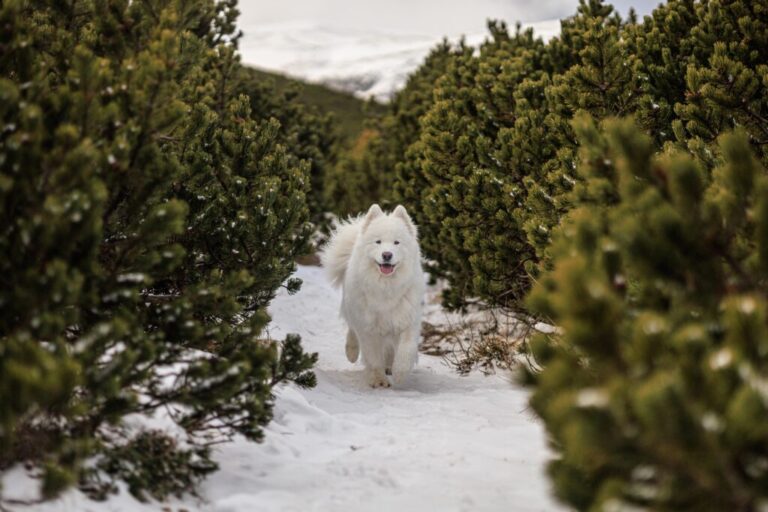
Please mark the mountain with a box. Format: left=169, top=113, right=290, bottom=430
left=238, top=20, right=560, bottom=102
left=242, top=67, right=386, bottom=142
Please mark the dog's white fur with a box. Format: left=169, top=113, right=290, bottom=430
left=321, top=204, right=424, bottom=388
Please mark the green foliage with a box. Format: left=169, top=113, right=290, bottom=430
left=85, top=430, right=216, bottom=502
left=236, top=66, right=341, bottom=223
left=237, top=68, right=387, bottom=224
left=413, top=23, right=552, bottom=309
left=0, top=0, right=318, bottom=501
left=525, top=121, right=768, bottom=511
left=398, top=7, right=635, bottom=310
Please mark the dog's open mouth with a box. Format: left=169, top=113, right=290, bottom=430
left=378, top=263, right=396, bottom=275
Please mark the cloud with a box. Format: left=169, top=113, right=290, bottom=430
left=239, top=0, right=659, bottom=38
left=240, top=0, right=577, bottom=38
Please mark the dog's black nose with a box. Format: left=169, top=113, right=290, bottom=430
left=382, top=251, right=393, bottom=262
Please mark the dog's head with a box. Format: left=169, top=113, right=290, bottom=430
left=359, top=204, right=418, bottom=277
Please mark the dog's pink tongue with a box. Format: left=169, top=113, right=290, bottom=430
left=379, top=264, right=394, bottom=275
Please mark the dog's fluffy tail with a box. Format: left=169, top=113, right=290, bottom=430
left=320, top=215, right=362, bottom=288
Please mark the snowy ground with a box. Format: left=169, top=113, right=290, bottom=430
left=2, top=265, right=562, bottom=512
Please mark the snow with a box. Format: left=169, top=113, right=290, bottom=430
left=2, top=265, right=562, bottom=512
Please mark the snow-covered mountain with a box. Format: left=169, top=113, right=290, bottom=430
left=238, top=20, right=560, bottom=101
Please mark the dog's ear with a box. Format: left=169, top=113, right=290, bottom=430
left=393, top=205, right=417, bottom=237
left=362, top=204, right=384, bottom=231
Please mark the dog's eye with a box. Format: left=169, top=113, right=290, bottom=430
left=375, top=240, right=381, bottom=244
left=394, top=241, right=400, bottom=245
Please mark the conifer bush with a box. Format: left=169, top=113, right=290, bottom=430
left=1, top=0, right=318, bottom=501
left=413, top=23, right=548, bottom=309
left=525, top=119, right=768, bottom=511
left=382, top=2, right=640, bottom=311
left=237, top=66, right=339, bottom=225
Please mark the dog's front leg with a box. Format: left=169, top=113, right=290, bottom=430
left=391, top=325, right=419, bottom=385
left=361, top=334, right=391, bottom=388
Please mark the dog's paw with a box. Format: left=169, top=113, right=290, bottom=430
left=368, top=371, right=391, bottom=388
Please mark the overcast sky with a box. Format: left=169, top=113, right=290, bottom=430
left=238, top=0, right=662, bottom=38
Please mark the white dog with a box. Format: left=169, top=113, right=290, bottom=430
left=321, top=204, right=424, bottom=388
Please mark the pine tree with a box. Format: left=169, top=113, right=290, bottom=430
left=389, top=41, right=470, bottom=224
left=1, top=0, right=318, bottom=500
left=411, top=23, right=552, bottom=310
left=547, top=0, right=619, bottom=74
left=524, top=1, right=641, bottom=267
left=525, top=119, right=768, bottom=511
left=237, top=66, right=338, bottom=225
left=405, top=2, right=639, bottom=311
left=673, top=0, right=768, bottom=164
left=624, top=0, right=699, bottom=146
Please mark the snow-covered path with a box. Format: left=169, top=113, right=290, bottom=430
left=2, top=265, right=562, bottom=512
left=203, top=265, right=562, bottom=512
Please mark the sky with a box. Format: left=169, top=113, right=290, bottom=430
left=238, top=0, right=661, bottom=39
